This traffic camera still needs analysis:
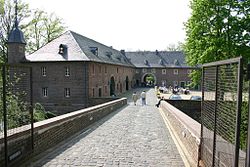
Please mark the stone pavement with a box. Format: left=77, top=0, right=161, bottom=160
left=26, top=88, right=185, bottom=167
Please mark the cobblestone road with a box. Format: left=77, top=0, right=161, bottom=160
left=27, top=88, right=185, bottom=167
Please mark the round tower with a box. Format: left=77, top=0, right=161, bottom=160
left=7, top=0, right=26, bottom=64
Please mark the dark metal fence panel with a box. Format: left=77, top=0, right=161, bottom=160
left=201, top=57, right=247, bottom=167
left=0, top=65, right=33, bottom=167
left=201, top=66, right=217, bottom=167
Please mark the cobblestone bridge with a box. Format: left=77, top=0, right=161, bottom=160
left=24, top=89, right=187, bottom=167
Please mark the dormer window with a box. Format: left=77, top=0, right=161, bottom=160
left=90, top=47, right=98, bottom=56
left=144, top=60, right=149, bottom=65
left=174, top=59, right=180, bottom=66
left=59, top=44, right=67, bottom=55
left=105, top=51, right=112, bottom=58
left=159, top=59, right=164, bottom=65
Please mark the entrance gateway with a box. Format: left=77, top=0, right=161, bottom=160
left=141, top=73, right=156, bottom=86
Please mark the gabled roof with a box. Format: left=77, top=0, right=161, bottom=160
left=125, top=51, right=167, bottom=68
left=125, top=51, right=190, bottom=68
left=25, top=31, right=134, bottom=67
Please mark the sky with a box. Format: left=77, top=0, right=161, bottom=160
left=23, top=0, right=191, bottom=51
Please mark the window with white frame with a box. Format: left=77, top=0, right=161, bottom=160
left=64, top=88, right=70, bottom=97
left=41, top=67, right=46, bottom=76
left=187, top=69, right=192, bottom=74
left=105, top=66, right=107, bottom=73
left=136, top=69, right=139, bottom=74
left=142, top=68, right=147, bottom=73
left=99, top=65, right=102, bottom=73
left=151, top=68, right=156, bottom=73
left=42, top=87, right=48, bottom=97
left=92, top=65, right=95, bottom=75
left=173, top=81, right=178, bottom=87
left=174, top=69, right=178, bottom=75
left=104, top=86, right=107, bottom=94
left=162, top=69, right=166, bottom=74
left=65, top=67, right=70, bottom=76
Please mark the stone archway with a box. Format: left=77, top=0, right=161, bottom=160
left=110, top=76, right=115, bottom=96
left=141, top=73, right=157, bottom=87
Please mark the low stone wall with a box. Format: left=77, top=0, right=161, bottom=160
left=166, top=100, right=201, bottom=123
left=0, top=98, right=127, bottom=167
left=160, top=100, right=201, bottom=167
left=88, top=97, right=118, bottom=107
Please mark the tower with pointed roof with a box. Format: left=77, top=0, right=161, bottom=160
left=7, top=0, right=26, bottom=64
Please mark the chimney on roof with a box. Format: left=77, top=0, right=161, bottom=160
left=120, top=50, right=125, bottom=56
left=58, top=44, right=68, bottom=59
left=155, top=50, right=159, bottom=55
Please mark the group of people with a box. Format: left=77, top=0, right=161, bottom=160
left=132, top=91, right=146, bottom=106
left=132, top=90, right=165, bottom=107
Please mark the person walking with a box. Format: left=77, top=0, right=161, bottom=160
left=132, top=92, right=138, bottom=105
left=141, top=91, right=146, bottom=106
left=155, top=96, right=164, bottom=108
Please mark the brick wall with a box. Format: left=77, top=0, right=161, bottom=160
left=134, top=67, right=193, bottom=87
left=88, top=62, right=135, bottom=97
left=28, top=62, right=89, bottom=114
left=160, top=101, right=201, bottom=167
left=0, top=98, right=127, bottom=167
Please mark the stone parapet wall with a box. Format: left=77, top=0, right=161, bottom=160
left=0, top=98, right=127, bottom=167
left=160, top=101, right=201, bottom=167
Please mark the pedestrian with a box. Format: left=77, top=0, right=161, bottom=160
left=141, top=91, right=146, bottom=106
left=155, top=96, right=164, bottom=108
left=132, top=92, right=138, bottom=105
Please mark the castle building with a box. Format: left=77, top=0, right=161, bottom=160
left=7, top=22, right=197, bottom=114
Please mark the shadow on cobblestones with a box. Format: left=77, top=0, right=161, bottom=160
left=23, top=105, right=128, bottom=167
left=23, top=88, right=185, bottom=167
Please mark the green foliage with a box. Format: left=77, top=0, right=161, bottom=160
left=0, top=0, right=4, bottom=15
left=240, top=99, right=248, bottom=149
left=145, top=74, right=155, bottom=82
left=0, top=0, right=66, bottom=61
left=33, top=103, right=56, bottom=122
left=166, top=42, right=184, bottom=51
left=184, top=0, right=250, bottom=84
left=0, top=0, right=30, bottom=63
left=25, top=9, right=65, bottom=53
left=33, top=103, right=46, bottom=122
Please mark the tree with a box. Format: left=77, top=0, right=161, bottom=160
left=184, top=0, right=250, bottom=84
left=25, top=9, right=65, bottom=53
left=0, top=0, right=66, bottom=59
left=166, top=42, right=183, bottom=51
left=0, top=0, right=30, bottom=62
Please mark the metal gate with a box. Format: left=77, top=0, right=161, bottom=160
left=200, top=57, right=250, bottom=167
left=0, top=64, right=33, bottom=167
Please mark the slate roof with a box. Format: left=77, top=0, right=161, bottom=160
left=25, top=31, right=134, bottom=67
left=8, top=21, right=26, bottom=44
left=25, top=30, right=193, bottom=68
left=125, top=51, right=191, bottom=68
